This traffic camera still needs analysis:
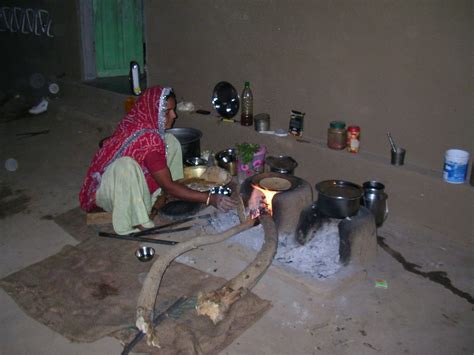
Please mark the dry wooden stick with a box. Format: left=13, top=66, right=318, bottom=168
left=196, top=214, right=278, bottom=323
left=135, top=217, right=256, bottom=347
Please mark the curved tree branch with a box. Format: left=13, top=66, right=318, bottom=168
left=196, top=214, right=278, bottom=323
left=136, top=218, right=255, bottom=347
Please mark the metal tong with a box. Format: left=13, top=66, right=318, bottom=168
left=98, top=230, right=184, bottom=245
left=387, top=132, right=397, bottom=152
left=98, top=213, right=212, bottom=245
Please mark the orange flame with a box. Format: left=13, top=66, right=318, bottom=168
left=249, top=184, right=280, bottom=217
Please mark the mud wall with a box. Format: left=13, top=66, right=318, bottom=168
left=59, top=80, right=473, bottom=245
left=144, top=0, right=472, bottom=173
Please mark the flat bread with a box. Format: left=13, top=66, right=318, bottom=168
left=186, top=181, right=215, bottom=192
left=259, top=177, right=291, bottom=191
left=178, top=178, right=216, bottom=192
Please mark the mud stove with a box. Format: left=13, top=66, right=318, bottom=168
left=237, top=172, right=377, bottom=287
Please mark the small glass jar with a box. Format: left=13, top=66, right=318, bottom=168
left=327, top=121, right=347, bottom=150
left=347, top=125, right=361, bottom=153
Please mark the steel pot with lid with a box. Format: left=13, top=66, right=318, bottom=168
left=315, top=180, right=363, bottom=218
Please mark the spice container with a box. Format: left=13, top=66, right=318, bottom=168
left=288, top=110, right=305, bottom=137
left=327, top=121, right=347, bottom=150
left=347, top=126, right=361, bottom=153
left=254, top=113, right=271, bottom=132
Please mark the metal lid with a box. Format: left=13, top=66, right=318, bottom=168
left=265, top=155, right=298, bottom=171
left=315, top=180, right=362, bottom=200
left=211, top=81, right=240, bottom=118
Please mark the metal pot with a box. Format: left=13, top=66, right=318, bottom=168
left=362, top=180, right=385, bottom=193
left=362, top=191, right=388, bottom=227
left=315, top=180, right=363, bottom=218
left=166, top=128, right=202, bottom=162
left=265, top=155, right=298, bottom=175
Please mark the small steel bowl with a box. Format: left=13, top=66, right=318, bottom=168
left=210, top=185, right=232, bottom=196
left=185, top=157, right=207, bottom=167
left=135, top=246, right=155, bottom=262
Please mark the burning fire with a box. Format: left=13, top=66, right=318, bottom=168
left=248, top=184, right=280, bottom=218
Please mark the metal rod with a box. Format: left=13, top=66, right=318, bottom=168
left=121, top=296, right=188, bottom=355
left=115, top=223, right=194, bottom=238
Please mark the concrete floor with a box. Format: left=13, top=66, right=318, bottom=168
left=0, top=86, right=472, bottom=354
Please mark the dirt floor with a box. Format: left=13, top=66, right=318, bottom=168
left=0, top=87, right=472, bottom=354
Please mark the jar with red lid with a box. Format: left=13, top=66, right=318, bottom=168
left=346, top=126, right=360, bottom=153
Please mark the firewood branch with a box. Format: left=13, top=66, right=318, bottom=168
left=135, top=217, right=255, bottom=347
left=196, top=214, right=278, bottom=324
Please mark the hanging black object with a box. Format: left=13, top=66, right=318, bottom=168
left=129, top=61, right=142, bottom=96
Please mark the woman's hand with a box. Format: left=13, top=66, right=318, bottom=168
left=209, top=194, right=238, bottom=212
left=152, top=167, right=238, bottom=211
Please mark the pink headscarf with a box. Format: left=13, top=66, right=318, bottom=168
left=79, top=86, right=173, bottom=211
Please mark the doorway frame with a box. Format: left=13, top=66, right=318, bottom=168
left=78, top=0, right=96, bottom=80
left=78, top=0, right=145, bottom=81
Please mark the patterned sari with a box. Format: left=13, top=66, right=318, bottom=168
left=79, top=86, right=173, bottom=211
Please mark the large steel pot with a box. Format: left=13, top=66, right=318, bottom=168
left=315, top=180, right=363, bottom=218
left=166, top=128, right=202, bottom=162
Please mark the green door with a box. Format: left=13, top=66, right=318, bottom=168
left=93, top=0, right=144, bottom=77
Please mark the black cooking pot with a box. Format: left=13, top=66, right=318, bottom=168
left=315, top=180, right=363, bottom=218
left=166, top=128, right=202, bottom=162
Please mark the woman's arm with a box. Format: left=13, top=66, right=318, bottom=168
left=151, top=167, right=237, bottom=211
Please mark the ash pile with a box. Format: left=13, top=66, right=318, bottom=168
left=209, top=209, right=343, bottom=280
